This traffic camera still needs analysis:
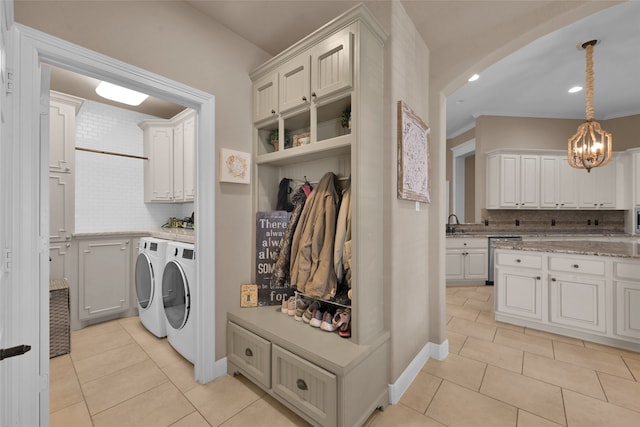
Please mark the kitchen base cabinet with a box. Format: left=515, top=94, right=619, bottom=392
left=78, top=237, right=132, bottom=321
left=446, top=238, right=488, bottom=283
left=614, top=260, right=640, bottom=340
left=549, top=276, right=606, bottom=333
left=496, top=268, right=543, bottom=321
left=227, top=308, right=389, bottom=427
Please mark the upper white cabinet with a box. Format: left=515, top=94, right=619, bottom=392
left=310, top=26, right=353, bottom=101
left=140, top=109, right=195, bottom=203
left=634, top=151, right=640, bottom=205
left=49, top=91, right=83, bottom=174
left=253, top=73, right=279, bottom=124
left=578, top=158, right=617, bottom=208
left=487, top=153, right=539, bottom=209
left=278, top=54, right=311, bottom=115
left=540, top=156, right=579, bottom=209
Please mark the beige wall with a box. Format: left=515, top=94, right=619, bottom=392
left=473, top=114, right=640, bottom=220
left=15, top=0, right=271, bottom=361
left=384, top=1, right=431, bottom=382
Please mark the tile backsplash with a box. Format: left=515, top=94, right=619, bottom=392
left=452, top=209, right=625, bottom=234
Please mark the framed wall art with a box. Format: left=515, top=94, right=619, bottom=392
left=397, top=100, right=431, bottom=203
left=219, top=148, right=251, bottom=184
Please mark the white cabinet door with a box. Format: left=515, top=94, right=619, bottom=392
left=595, top=161, right=616, bottom=208
left=49, top=242, right=72, bottom=282
left=311, top=27, right=353, bottom=100
left=559, top=159, right=579, bottom=208
left=496, top=267, right=543, bottom=320
left=519, top=155, right=540, bottom=208
left=540, top=156, right=560, bottom=208
left=486, top=154, right=500, bottom=209
left=549, top=275, right=606, bottom=333
left=253, top=72, right=279, bottom=124
left=49, top=173, right=73, bottom=242
left=49, top=94, right=81, bottom=173
left=614, top=280, right=640, bottom=340
left=634, top=152, right=640, bottom=205
left=183, top=114, right=195, bottom=201
left=143, top=125, right=174, bottom=202
left=445, top=251, right=465, bottom=280
left=173, top=121, right=185, bottom=201
left=500, top=154, right=520, bottom=208
left=279, top=54, right=310, bottom=115
left=78, top=239, right=131, bottom=320
left=465, top=249, right=488, bottom=280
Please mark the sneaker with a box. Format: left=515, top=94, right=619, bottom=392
left=320, top=311, right=336, bottom=332
left=331, top=308, right=350, bottom=330
left=338, top=319, right=351, bottom=338
left=302, top=301, right=320, bottom=324
left=294, top=298, right=309, bottom=321
left=310, top=308, right=323, bottom=328
left=287, top=295, right=296, bottom=316
left=281, top=296, right=289, bottom=314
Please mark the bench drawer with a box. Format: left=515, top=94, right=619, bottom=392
left=228, top=322, right=271, bottom=389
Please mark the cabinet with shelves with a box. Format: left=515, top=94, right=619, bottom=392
left=229, top=6, right=388, bottom=427
left=139, top=108, right=195, bottom=203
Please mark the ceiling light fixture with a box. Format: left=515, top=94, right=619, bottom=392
left=468, top=74, right=480, bottom=82
left=95, top=81, right=149, bottom=106
left=568, top=40, right=612, bottom=173
left=568, top=86, right=583, bottom=93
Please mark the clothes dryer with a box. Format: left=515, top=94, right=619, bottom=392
left=162, top=241, right=196, bottom=363
left=135, top=237, right=169, bottom=337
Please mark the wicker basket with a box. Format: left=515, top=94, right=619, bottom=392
left=49, top=279, right=70, bottom=358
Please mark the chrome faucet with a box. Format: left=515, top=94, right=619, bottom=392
left=446, top=214, right=460, bottom=233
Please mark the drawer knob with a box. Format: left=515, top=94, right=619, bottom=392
left=536, top=276, right=541, bottom=280
left=572, top=264, right=579, bottom=269
left=244, top=348, right=253, bottom=357
left=551, top=277, right=557, bottom=282
left=296, top=379, right=308, bottom=391
left=516, top=259, right=521, bottom=263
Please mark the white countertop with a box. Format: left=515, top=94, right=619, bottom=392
left=73, top=228, right=195, bottom=244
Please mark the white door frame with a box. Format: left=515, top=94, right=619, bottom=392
left=4, top=22, right=218, bottom=425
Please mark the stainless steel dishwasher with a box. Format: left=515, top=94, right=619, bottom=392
left=486, top=236, right=522, bottom=285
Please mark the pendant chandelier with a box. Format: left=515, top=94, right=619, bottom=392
left=568, top=40, right=612, bottom=173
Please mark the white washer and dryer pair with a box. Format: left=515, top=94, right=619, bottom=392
left=161, top=241, right=196, bottom=364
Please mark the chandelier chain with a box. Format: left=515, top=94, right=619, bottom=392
left=585, top=44, right=595, bottom=121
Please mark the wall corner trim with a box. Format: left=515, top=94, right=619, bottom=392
left=387, top=340, right=449, bottom=404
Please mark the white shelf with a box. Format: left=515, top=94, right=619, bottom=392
left=255, top=134, right=352, bottom=167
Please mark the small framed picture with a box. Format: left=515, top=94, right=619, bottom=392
left=219, top=148, right=250, bottom=184
left=293, top=132, right=310, bottom=147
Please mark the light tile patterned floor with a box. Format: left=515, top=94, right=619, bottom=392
left=50, top=286, right=640, bottom=426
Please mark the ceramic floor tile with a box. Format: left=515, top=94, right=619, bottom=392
left=523, top=352, right=605, bottom=400
left=447, top=303, right=480, bottom=321
left=119, top=317, right=166, bottom=348
left=456, top=288, right=491, bottom=302
left=161, top=357, right=199, bottom=393
left=553, top=341, right=633, bottom=379
left=82, top=358, right=168, bottom=415
left=463, top=297, right=495, bottom=312
left=460, top=336, right=523, bottom=373
left=399, top=371, right=442, bottom=413
left=92, top=382, right=194, bottom=427
left=480, top=365, right=566, bottom=425
left=219, top=395, right=310, bottom=427
left=493, top=328, right=554, bottom=358
left=563, top=389, right=640, bottom=427
left=583, top=341, right=640, bottom=361
left=169, top=411, right=211, bottom=427
left=524, top=328, right=584, bottom=347
left=516, top=410, right=564, bottom=427
left=624, top=357, right=640, bottom=381
left=50, top=359, right=84, bottom=413
left=446, top=287, right=460, bottom=297
left=185, top=374, right=264, bottom=426
left=426, top=380, right=517, bottom=427
left=50, top=401, right=92, bottom=427
left=49, top=354, right=76, bottom=382
left=369, top=403, right=445, bottom=427
left=476, top=311, right=525, bottom=333
left=74, top=342, right=149, bottom=384
left=144, top=339, right=189, bottom=368
left=598, top=372, right=640, bottom=413
left=447, top=294, right=468, bottom=306
left=446, top=330, right=467, bottom=354
left=447, top=316, right=497, bottom=341
left=71, top=326, right=135, bottom=362
left=422, top=352, right=487, bottom=391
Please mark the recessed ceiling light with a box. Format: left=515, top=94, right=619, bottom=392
left=468, top=74, right=480, bottom=82
left=568, top=86, right=583, bottom=93
left=95, top=81, right=149, bottom=106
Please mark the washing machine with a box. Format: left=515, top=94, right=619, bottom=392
left=162, top=241, right=196, bottom=363
left=135, top=237, right=169, bottom=337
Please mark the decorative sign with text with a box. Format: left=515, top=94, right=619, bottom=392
left=255, top=211, right=292, bottom=306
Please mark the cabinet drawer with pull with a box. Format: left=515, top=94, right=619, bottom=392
left=549, top=256, right=606, bottom=276
left=272, top=344, right=337, bottom=427
left=228, top=322, right=271, bottom=388
left=496, top=252, right=543, bottom=269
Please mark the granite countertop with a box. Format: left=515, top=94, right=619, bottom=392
left=493, top=240, right=640, bottom=259
left=446, top=231, right=631, bottom=238
left=73, top=228, right=195, bottom=244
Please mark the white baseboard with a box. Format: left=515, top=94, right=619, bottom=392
left=387, top=339, right=449, bottom=404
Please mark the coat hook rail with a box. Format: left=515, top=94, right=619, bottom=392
left=75, top=146, right=148, bottom=160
